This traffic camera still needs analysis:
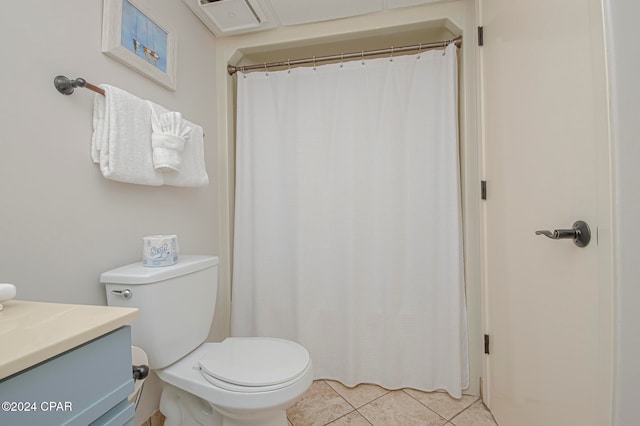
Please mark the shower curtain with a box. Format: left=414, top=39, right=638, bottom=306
left=232, top=44, right=468, bottom=397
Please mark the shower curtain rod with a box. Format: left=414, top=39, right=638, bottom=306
left=227, top=35, right=462, bottom=76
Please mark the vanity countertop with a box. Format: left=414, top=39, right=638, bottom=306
left=0, top=300, right=138, bottom=380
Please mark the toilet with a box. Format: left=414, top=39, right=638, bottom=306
left=102, top=255, right=313, bottom=426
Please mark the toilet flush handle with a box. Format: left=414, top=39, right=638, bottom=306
left=111, top=289, right=132, bottom=299
left=132, top=364, right=149, bottom=381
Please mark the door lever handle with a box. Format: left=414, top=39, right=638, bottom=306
left=535, top=220, right=591, bottom=247
left=535, top=230, right=554, bottom=238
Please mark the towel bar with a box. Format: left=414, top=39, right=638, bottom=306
left=54, top=78, right=206, bottom=138
left=54, top=75, right=105, bottom=96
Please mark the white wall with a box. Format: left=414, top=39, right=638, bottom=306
left=0, top=0, right=218, bottom=310
left=0, top=1, right=220, bottom=423
left=605, top=1, right=640, bottom=425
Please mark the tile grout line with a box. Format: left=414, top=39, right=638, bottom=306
left=322, top=408, right=375, bottom=426
left=447, top=399, right=499, bottom=426
left=322, top=381, right=358, bottom=426
left=321, top=379, right=384, bottom=426
left=349, top=389, right=393, bottom=426
left=305, top=379, right=360, bottom=426
left=400, top=389, right=450, bottom=423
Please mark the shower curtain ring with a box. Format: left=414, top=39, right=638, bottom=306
left=442, top=40, right=449, bottom=55
left=361, top=50, right=365, bottom=66
left=340, top=53, right=344, bottom=68
left=287, top=59, right=291, bottom=74
left=417, top=43, right=422, bottom=59
left=390, top=46, right=394, bottom=62
left=264, top=63, right=268, bottom=76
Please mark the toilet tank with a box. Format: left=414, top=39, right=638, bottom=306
left=101, top=255, right=219, bottom=369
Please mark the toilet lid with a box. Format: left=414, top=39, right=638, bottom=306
left=198, top=337, right=310, bottom=387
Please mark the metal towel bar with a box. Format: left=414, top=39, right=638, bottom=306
left=54, top=75, right=105, bottom=96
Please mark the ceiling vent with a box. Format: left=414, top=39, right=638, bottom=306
left=183, top=0, right=277, bottom=36
left=265, top=0, right=382, bottom=26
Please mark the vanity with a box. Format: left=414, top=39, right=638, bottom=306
left=0, top=300, right=139, bottom=426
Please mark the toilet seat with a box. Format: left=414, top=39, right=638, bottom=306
left=198, top=337, right=310, bottom=393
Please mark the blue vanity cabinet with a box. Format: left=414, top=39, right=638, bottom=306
left=0, top=326, right=135, bottom=426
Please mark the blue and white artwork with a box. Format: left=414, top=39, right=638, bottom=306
left=120, top=0, right=168, bottom=72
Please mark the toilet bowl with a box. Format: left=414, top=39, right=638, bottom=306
left=158, top=339, right=313, bottom=426
left=101, top=255, right=313, bottom=426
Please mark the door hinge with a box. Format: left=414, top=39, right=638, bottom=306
left=484, top=334, right=490, bottom=354
left=481, top=180, right=487, bottom=200
left=478, top=26, right=484, bottom=46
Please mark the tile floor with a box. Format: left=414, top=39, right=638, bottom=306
left=143, top=380, right=499, bottom=426
left=286, top=380, right=499, bottom=426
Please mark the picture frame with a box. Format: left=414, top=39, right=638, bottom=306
left=102, top=0, right=177, bottom=91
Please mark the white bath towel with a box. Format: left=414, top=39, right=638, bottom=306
left=150, top=111, right=190, bottom=172
left=91, top=85, right=163, bottom=185
left=149, top=102, right=209, bottom=187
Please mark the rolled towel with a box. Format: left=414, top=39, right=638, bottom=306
left=152, top=132, right=186, bottom=172
left=150, top=110, right=192, bottom=172
left=148, top=102, right=209, bottom=187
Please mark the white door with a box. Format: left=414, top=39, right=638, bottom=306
left=481, top=0, right=613, bottom=425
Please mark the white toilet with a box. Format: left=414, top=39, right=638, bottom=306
left=102, top=255, right=313, bottom=426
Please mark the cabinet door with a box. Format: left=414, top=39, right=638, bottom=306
left=0, top=327, right=134, bottom=426
left=481, top=0, right=613, bottom=425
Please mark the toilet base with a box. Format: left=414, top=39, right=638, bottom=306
left=211, top=403, right=288, bottom=426
left=160, top=383, right=290, bottom=426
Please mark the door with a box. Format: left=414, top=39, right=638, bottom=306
left=481, top=0, right=613, bottom=425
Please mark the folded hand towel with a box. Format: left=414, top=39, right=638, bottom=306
left=91, top=85, right=163, bottom=185
left=149, top=109, right=191, bottom=172
left=163, top=123, right=209, bottom=187
left=151, top=132, right=186, bottom=172
left=149, top=102, right=209, bottom=187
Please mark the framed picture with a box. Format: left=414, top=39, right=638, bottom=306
left=102, top=0, right=177, bottom=90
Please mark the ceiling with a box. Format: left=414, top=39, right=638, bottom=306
left=182, top=0, right=452, bottom=37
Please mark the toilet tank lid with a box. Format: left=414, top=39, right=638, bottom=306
left=100, top=255, right=219, bottom=285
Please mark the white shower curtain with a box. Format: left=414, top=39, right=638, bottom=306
left=232, top=44, right=468, bottom=397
